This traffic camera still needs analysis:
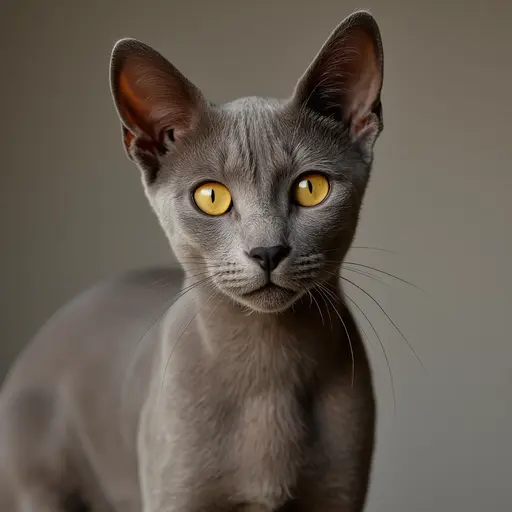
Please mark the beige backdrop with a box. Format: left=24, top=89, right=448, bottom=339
left=1, top=0, right=511, bottom=510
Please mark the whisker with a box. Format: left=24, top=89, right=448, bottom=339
left=322, top=245, right=396, bottom=255
left=184, top=270, right=216, bottom=281
left=127, top=275, right=214, bottom=362
left=315, top=282, right=333, bottom=329
left=314, top=280, right=340, bottom=306
left=121, top=275, right=215, bottom=400
left=176, top=258, right=244, bottom=269
left=159, top=284, right=218, bottom=395
left=344, top=262, right=422, bottom=291
left=339, top=275, right=426, bottom=372
left=309, top=290, right=325, bottom=326
left=350, top=246, right=397, bottom=254
left=180, top=263, right=241, bottom=273
left=150, top=274, right=179, bottom=288
left=342, top=266, right=386, bottom=285
left=341, top=288, right=396, bottom=412
left=314, top=283, right=355, bottom=388
left=323, top=258, right=420, bottom=291
left=206, top=294, right=224, bottom=322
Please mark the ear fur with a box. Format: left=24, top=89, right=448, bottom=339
left=110, top=38, right=205, bottom=181
left=293, top=11, right=384, bottom=144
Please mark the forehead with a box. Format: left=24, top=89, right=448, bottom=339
left=168, top=96, right=351, bottom=194
left=215, top=97, right=293, bottom=184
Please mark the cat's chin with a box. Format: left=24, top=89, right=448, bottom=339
left=230, top=284, right=305, bottom=314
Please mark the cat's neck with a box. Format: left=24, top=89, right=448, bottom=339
left=160, top=274, right=362, bottom=395
left=182, top=274, right=352, bottom=357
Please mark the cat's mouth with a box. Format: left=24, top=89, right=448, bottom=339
left=237, top=282, right=301, bottom=313
left=242, top=282, right=292, bottom=297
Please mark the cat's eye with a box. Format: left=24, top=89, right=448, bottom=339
left=294, top=174, right=330, bottom=207
left=193, top=182, right=233, bottom=216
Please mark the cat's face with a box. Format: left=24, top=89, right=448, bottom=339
left=149, top=99, right=370, bottom=312
left=110, top=11, right=384, bottom=313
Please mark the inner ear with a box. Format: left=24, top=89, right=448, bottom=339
left=110, top=38, right=205, bottom=162
left=293, top=11, right=384, bottom=140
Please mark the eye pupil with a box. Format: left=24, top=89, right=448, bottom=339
left=294, top=173, right=329, bottom=207
left=193, top=182, right=232, bottom=216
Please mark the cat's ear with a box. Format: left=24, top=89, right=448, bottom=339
left=110, top=38, right=205, bottom=181
left=293, top=11, right=384, bottom=143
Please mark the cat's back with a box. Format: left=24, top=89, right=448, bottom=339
left=0, top=266, right=183, bottom=507
left=1, top=266, right=183, bottom=393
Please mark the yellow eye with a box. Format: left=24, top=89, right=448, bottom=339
left=294, top=174, right=330, bottom=207
left=193, top=182, right=232, bottom=216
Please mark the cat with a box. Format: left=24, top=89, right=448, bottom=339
left=0, top=10, right=384, bottom=512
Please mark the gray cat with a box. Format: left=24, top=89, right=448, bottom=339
left=0, top=10, right=384, bottom=512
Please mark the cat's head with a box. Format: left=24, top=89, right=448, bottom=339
left=110, top=11, right=383, bottom=313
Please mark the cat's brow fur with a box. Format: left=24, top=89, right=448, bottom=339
left=0, top=11, right=384, bottom=512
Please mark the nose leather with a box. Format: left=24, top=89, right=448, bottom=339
left=248, top=245, right=290, bottom=272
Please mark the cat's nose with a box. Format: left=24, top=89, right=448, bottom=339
left=248, top=245, right=290, bottom=272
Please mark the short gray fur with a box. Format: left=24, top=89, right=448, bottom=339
left=0, top=10, right=384, bottom=512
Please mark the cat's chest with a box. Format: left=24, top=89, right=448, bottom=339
left=229, top=390, right=306, bottom=508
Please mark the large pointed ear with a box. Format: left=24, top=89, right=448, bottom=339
left=293, top=11, right=384, bottom=145
left=110, top=39, right=205, bottom=182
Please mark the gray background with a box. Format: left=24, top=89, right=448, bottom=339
left=1, top=0, right=511, bottom=510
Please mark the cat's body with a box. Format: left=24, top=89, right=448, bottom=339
left=0, top=11, right=384, bottom=512
left=0, top=268, right=182, bottom=512
left=0, top=267, right=373, bottom=512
